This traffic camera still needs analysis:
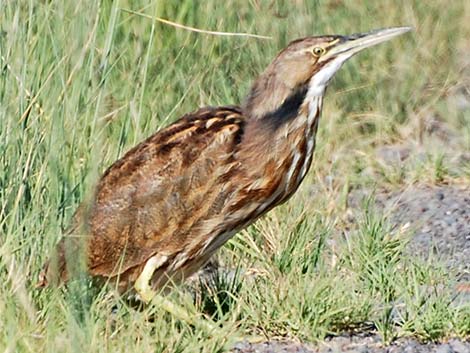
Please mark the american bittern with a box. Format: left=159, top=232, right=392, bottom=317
left=40, top=27, right=411, bottom=319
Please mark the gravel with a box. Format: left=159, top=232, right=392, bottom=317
left=232, top=184, right=470, bottom=353
left=233, top=336, right=470, bottom=353
left=351, top=185, right=470, bottom=282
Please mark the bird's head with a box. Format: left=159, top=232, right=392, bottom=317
left=244, top=27, right=412, bottom=124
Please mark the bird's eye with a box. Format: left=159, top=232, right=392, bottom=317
left=311, top=47, right=326, bottom=57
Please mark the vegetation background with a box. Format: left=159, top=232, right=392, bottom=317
left=1, top=0, right=469, bottom=352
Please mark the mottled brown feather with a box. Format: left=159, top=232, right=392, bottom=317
left=41, top=93, right=319, bottom=292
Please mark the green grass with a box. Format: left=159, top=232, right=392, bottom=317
left=1, top=0, right=470, bottom=351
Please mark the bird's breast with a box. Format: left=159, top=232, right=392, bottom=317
left=239, top=103, right=321, bottom=218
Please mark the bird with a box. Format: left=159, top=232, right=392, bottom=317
left=39, top=27, right=411, bottom=309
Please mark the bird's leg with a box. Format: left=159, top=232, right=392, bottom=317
left=134, top=254, right=267, bottom=346
left=134, top=255, right=218, bottom=332
left=134, top=254, right=167, bottom=303
left=135, top=255, right=263, bottom=345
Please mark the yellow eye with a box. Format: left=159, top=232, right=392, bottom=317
left=311, top=46, right=325, bottom=57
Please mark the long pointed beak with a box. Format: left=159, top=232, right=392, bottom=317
left=321, top=27, right=412, bottom=61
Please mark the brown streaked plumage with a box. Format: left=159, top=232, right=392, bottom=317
left=39, top=27, right=411, bottom=301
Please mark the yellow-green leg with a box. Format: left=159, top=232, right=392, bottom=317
left=134, top=254, right=166, bottom=303
left=134, top=255, right=217, bottom=333
left=134, top=255, right=262, bottom=345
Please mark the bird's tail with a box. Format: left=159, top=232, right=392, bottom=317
left=36, top=235, right=87, bottom=288
left=36, top=238, right=68, bottom=288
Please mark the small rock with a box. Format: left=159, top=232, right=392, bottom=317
left=448, top=339, right=470, bottom=353
left=444, top=216, right=456, bottom=226
left=421, top=226, right=431, bottom=233
left=435, top=343, right=454, bottom=353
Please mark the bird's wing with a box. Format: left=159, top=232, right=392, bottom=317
left=81, top=106, right=247, bottom=277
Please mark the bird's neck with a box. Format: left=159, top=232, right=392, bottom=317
left=242, top=63, right=328, bottom=129
left=243, top=67, right=309, bottom=123
left=242, top=70, right=325, bottom=143
left=240, top=80, right=324, bottom=205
